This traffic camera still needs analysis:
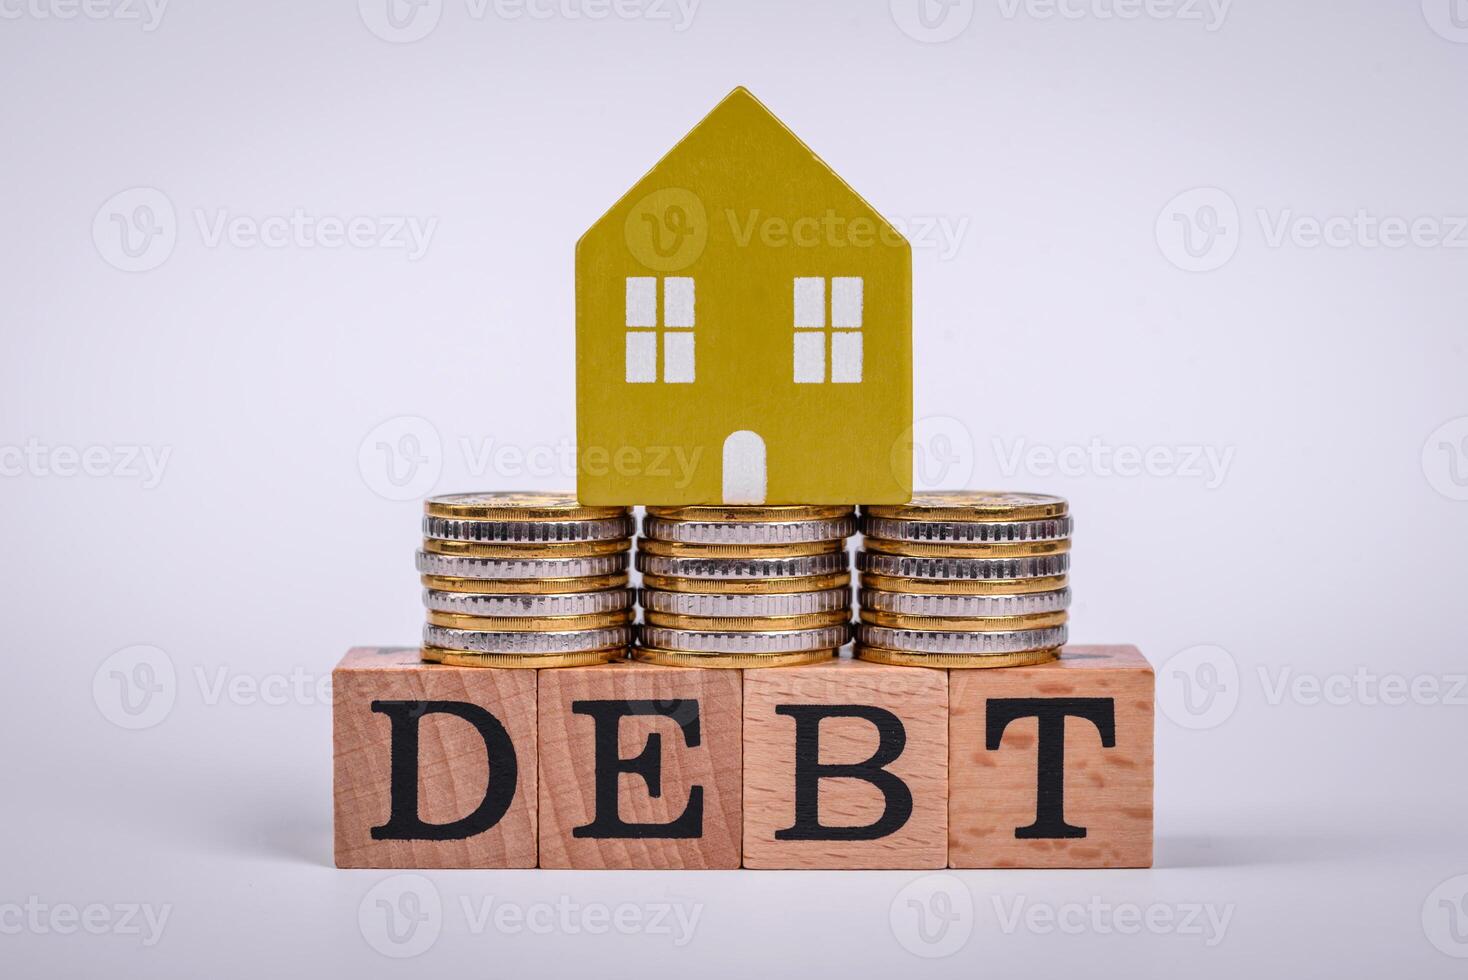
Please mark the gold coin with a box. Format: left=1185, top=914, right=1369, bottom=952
left=864, top=492, right=1068, bottom=523
left=422, top=646, right=623, bottom=669
left=647, top=505, right=854, bottom=522
left=639, top=572, right=852, bottom=594
left=423, top=538, right=631, bottom=558
left=860, top=609, right=1068, bottom=631
left=425, top=609, right=635, bottom=631
left=637, top=539, right=843, bottom=559
left=855, top=646, right=1060, bottom=669
left=643, top=609, right=852, bottom=631
left=425, top=492, right=627, bottom=522
left=421, top=573, right=630, bottom=594
left=633, top=648, right=836, bottom=669
left=862, top=537, right=1070, bottom=559
left=858, top=572, right=1068, bottom=595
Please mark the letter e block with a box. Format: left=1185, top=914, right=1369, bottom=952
left=333, top=647, right=537, bottom=869
left=949, top=645, right=1154, bottom=869
left=743, top=659, right=948, bottom=869
left=538, top=662, right=742, bottom=869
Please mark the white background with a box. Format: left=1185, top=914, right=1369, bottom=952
left=2, top=0, right=1466, bottom=976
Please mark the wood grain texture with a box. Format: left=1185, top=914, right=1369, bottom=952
left=333, top=646, right=537, bottom=869
left=743, top=658, right=947, bottom=869
left=949, top=645, right=1154, bottom=869
left=538, top=661, right=742, bottom=869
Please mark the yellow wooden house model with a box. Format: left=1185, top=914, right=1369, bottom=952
left=576, top=87, right=912, bottom=505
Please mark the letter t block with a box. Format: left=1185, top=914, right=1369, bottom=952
left=949, top=645, right=1155, bottom=869
left=333, top=646, right=538, bottom=869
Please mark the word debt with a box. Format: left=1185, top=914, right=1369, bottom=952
left=333, top=646, right=1154, bottom=870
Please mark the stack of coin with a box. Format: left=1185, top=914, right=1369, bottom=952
left=417, top=493, right=636, bottom=668
left=634, top=505, right=856, bottom=668
left=855, top=492, right=1072, bottom=669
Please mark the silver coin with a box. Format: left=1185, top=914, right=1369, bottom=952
left=424, top=589, right=635, bottom=617
left=642, top=515, right=856, bottom=544
left=856, top=551, right=1068, bottom=581
left=636, top=551, right=849, bottom=580
left=858, top=588, right=1071, bottom=617
left=416, top=551, right=629, bottom=580
left=860, top=515, right=1072, bottom=544
left=424, top=623, right=633, bottom=654
left=640, top=587, right=851, bottom=618
left=423, top=515, right=635, bottom=543
left=857, top=623, right=1067, bottom=654
left=640, top=624, right=850, bottom=654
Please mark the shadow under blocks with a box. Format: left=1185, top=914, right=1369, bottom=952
left=332, top=646, right=1153, bottom=869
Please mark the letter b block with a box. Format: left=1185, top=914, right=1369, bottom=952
left=538, top=662, right=742, bottom=869
left=743, top=659, right=948, bottom=869
left=949, top=645, right=1154, bottom=869
left=333, top=647, right=537, bottom=869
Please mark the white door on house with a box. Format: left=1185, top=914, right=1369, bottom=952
left=722, top=431, right=767, bottom=504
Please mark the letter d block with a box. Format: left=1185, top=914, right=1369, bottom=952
left=333, top=647, right=537, bottom=869
left=949, top=645, right=1154, bottom=869
left=538, top=662, right=742, bottom=869
left=743, top=659, right=948, bottom=869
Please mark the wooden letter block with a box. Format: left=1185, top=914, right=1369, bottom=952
left=538, top=662, right=741, bottom=869
left=333, top=647, right=537, bottom=869
left=743, top=659, right=948, bottom=869
left=949, top=645, right=1154, bottom=869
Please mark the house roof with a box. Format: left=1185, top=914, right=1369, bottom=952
left=578, top=86, right=908, bottom=247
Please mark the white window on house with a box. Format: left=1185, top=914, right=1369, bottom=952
left=792, top=276, right=863, bottom=384
left=625, top=277, right=695, bottom=383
